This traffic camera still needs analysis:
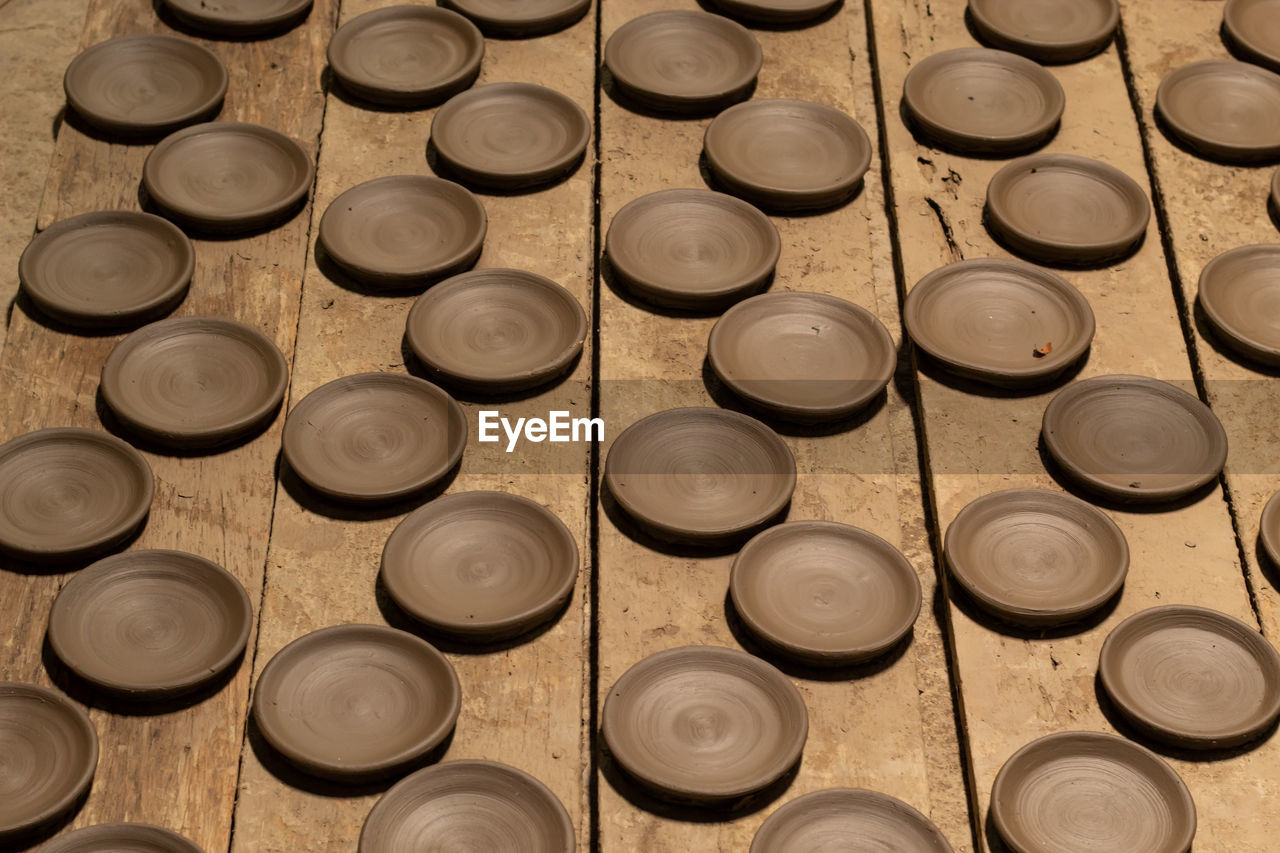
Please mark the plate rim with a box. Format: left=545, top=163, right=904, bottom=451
left=749, top=786, right=955, bottom=853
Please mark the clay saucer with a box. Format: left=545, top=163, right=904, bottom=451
left=430, top=83, right=591, bottom=191
left=1156, top=61, right=1280, bottom=163
left=1224, top=0, right=1280, bottom=74
left=18, top=211, right=193, bottom=329
left=750, top=788, right=954, bottom=853
left=404, top=269, right=586, bottom=393
left=904, top=258, right=1095, bottom=388
left=729, top=521, right=922, bottom=665
left=1041, top=375, right=1228, bottom=503
left=1260, top=489, right=1280, bottom=570
left=601, top=645, right=808, bottom=803
left=604, top=407, right=796, bottom=544
left=967, top=0, right=1118, bottom=64
left=0, top=683, right=98, bottom=840
left=381, top=491, right=579, bottom=640
left=603, top=10, right=761, bottom=115
left=143, top=122, right=313, bottom=233
left=252, top=624, right=461, bottom=781
left=703, top=99, right=873, bottom=212
left=37, top=823, right=202, bottom=852
left=702, top=0, right=839, bottom=25
left=1197, top=245, right=1280, bottom=366
left=943, top=488, right=1128, bottom=628
left=359, top=760, right=574, bottom=853
left=47, top=550, right=252, bottom=698
left=318, top=175, right=486, bottom=289
left=100, top=316, right=289, bottom=449
left=0, top=428, right=153, bottom=564
left=159, top=0, right=313, bottom=36
left=605, top=188, right=780, bottom=310
left=437, top=0, right=590, bottom=37
left=902, top=48, right=1064, bottom=155
left=985, top=153, right=1150, bottom=266
left=328, top=6, right=484, bottom=108
left=281, top=372, right=467, bottom=504
left=707, top=292, right=896, bottom=422
left=63, top=35, right=227, bottom=136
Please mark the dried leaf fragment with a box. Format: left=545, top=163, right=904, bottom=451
left=1033, top=341, right=1053, bottom=358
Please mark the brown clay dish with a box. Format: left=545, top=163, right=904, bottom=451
left=1156, top=60, right=1280, bottom=163
left=1273, top=166, right=1280, bottom=218
left=750, top=788, right=954, bottom=853
left=438, top=0, right=590, bottom=37
left=604, top=407, right=796, bottom=544
left=967, top=0, right=1119, bottom=63
left=1042, top=375, right=1228, bottom=503
left=702, top=0, right=839, bottom=25
left=729, top=521, right=922, bottom=665
left=319, top=175, right=486, bottom=289
left=159, top=0, right=313, bottom=36
left=47, top=549, right=253, bottom=698
left=18, top=211, right=193, bottom=329
left=1224, top=0, right=1280, bottom=74
left=37, top=822, right=203, bottom=853
left=1260, top=489, right=1280, bottom=570
left=605, top=188, right=780, bottom=310
left=708, top=292, right=896, bottom=422
left=404, top=269, right=586, bottom=393
left=253, top=624, right=461, bottom=781
left=1197, top=245, right=1280, bottom=366
left=601, top=645, right=808, bottom=803
left=359, top=760, right=574, bottom=853
left=281, top=372, right=467, bottom=504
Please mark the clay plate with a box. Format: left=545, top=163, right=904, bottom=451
left=1156, top=60, right=1280, bottom=163
left=604, top=10, right=761, bottom=115
left=604, top=407, right=796, bottom=543
left=437, top=0, right=590, bottom=37
left=1041, top=375, right=1228, bottom=503
left=704, top=99, right=873, bottom=212
left=47, top=549, right=252, bottom=698
left=37, top=823, right=202, bottom=853
left=902, top=48, right=1065, bottom=154
left=0, top=683, right=98, bottom=840
left=750, top=788, right=954, bottom=853
left=605, top=188, right=780, bottom=310
left=63, top=34, right=227, bottom=136
left=18, top=211, right=193, bottom=329
left=430, top=83, right=591, bottom=190
left=319, top=175, right=486, bottom=289
left=381, top=491, right=580, bottom=640
left=360, top=760, right=574, bottom=853
left=253, top=624, right=460, bottom=780
left=729, top=521, right=922, bottom=665
left=702, top=0, right=839, bottom=25
left=1261, top=489, right=1280, bottom=571
left=967, top=0, right=1118, bottom=63
left=904, top=257, right=1095, bottom=387
left=160, top=0, right=313, bottom=36
left=708, top=292, right=896, bottom=422
left=0, top=428, right=153, bottom=564
left=143, top=121, right=313, bottom=233
left=985, top=153, right=1150, bottom=266
left=100, top=316, right=289, bottom=449
left=943, top=488, right=1128, bottom=628
left=328, top=6, right=483, bottom=108
left=990, top=731, right=1196, bottom=853
left=1197, top=244, right=1280, bottom=366
left=1224, top=0, right=1280, bottom=74
left=601, top=645, right=808, bottom=802
left=281, top=372, right=467, bottom=504
left=404, top=268, right=586, bottom=393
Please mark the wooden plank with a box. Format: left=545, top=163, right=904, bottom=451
left=595, top=2, right=972, bottom=850
left=226, top=3, right=597, bottom=850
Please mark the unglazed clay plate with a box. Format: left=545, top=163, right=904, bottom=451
left=904, top=258, right=1094, bottom=387
left=750, top=788, right=954, bottom=853
left=47, top=550, right=252, bottom=697
left=605, top=188, right=780, bottom=310
left=704, top=99, right=873, bottom=212
left=708, top=292, right=896, bottom=422
left=1224, top=0, right=1280, bottom=74
left=990, top=731, right=1196, bottom=853
left=601, top=645, right=808, bottom=802
left=37, top=822, right=203, bottom=852
left=1156, top=61, right=1280, bottom=163
left=702, top=0, right=840, bottom=25
left=1261, top=489, right=1280, bottom=570
left=359, top=760, right=574, bottom=853
left=281, top=373, right=467, bottom=504
left=319, top=175, right=486, bottom=288
left=1042, top=375, right=1228, bottom=503
left=1197, top=244, right=1280, bottom=366
left=18, top=211, right=193, bottom=329
left=967, top=0, right=1118, bottom=63
left=253, top=624, right=460, bottom=780
left=63, top=34, right=227, bottom=136
left=902, top=48, right=1064, bottom=154
left=604, top=407, right=796, bottom=543
left=328, top=6, right=483, bottom=107
left=160, top=0, right=313, bottom=36
left=438, top=0, right=590, bottom=37
left=943, top=488, right=1128, bottom=627
left=404, top=268, right=586, bottom=393
left=729, top=521, right=922, bottom=665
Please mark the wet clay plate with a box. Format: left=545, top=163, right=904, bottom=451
left=1224, top=0, right=1280, bottom=74
left=967, top=0, right=1118, bottom=63
left=1156, top=60, right=1280, bottom=163
left=38, top=823, right=203, bottom=852
left=1197, top=244, right=1280, bottom=366
left=438, top=0, right=590, bottom=37
left=703, top=0, right=839, bottom=25
left=160, top=0, right=313, bottom=36
left=602, top=645, right=808, bottom=803
left=750, top=788, right=954, bottom=853
left=360, top=760, right=574, bottom=853
left=253, top=624, right=461, bottom=780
